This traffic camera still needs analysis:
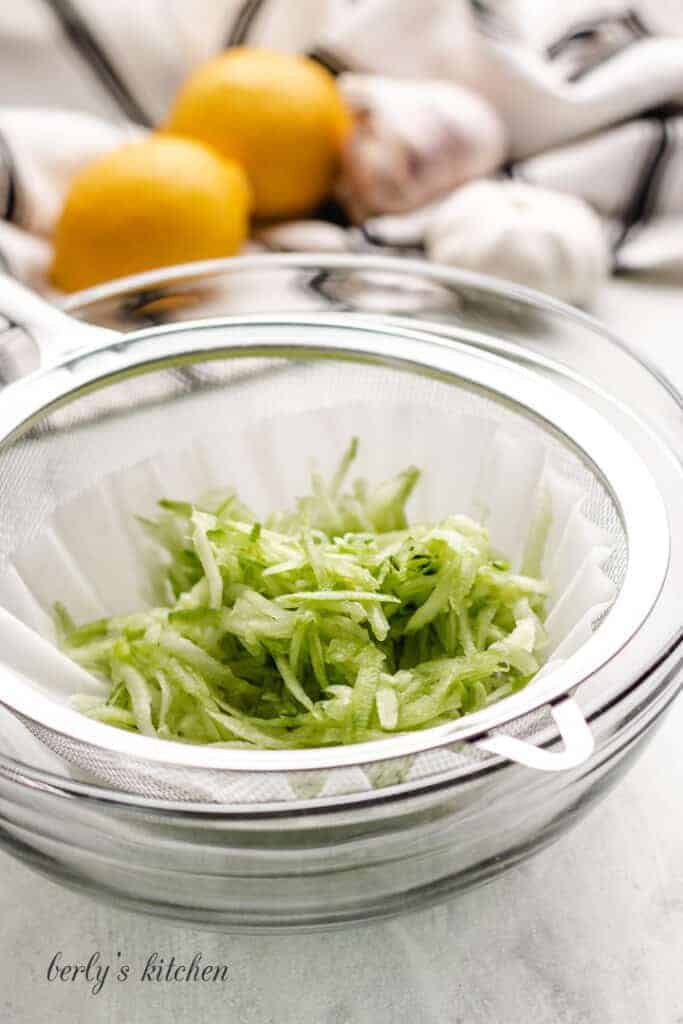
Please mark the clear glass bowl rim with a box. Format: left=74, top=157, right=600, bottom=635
left=0, top=254, right=680, bottom=815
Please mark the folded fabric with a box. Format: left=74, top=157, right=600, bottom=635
left=0, top=0, right=682, bottom=299
left=316, top=1, right=683, bottom=279
left=0, top=108, right=140, bottom=291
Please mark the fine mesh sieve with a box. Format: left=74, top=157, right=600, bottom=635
left=0, top=276, right=670, bottom=803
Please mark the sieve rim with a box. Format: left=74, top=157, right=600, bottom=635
left=1, top=630, right=682, bottom=815
left=62, top=252, right=683, bottom=414
left=0, top=316, right=671, bottom=772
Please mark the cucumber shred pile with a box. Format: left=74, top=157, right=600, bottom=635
left=58, top=440, right=549, bottom=749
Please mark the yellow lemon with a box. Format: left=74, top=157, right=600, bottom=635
left=166, top=47, right=350, bottom=220
left=51, top=135, right=250, bottom=292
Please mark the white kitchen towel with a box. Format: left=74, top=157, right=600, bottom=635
left=0, top=1, right=682, bottom=287
left=315, top=1, right=683, bottom=275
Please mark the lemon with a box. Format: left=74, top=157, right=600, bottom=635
left=51, top=135, right=250, bottom=292
left=166, top=47, right=350, bottom=220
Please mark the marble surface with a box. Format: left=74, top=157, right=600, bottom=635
left=1, top=278, right=682, bottom=1024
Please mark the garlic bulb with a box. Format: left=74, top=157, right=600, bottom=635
left=425, top=179, right=610, bottom=305
left=336, top=74, right=506, bottom=222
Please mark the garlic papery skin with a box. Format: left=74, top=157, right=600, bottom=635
left=337, top=74, right=506, bottom=222
left=425, top=179, right=610, bottom=306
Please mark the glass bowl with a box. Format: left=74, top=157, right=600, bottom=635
left=0, top=255, right=680, bottom=932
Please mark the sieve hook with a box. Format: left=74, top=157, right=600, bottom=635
left=474, top=696, right=594, bottom=771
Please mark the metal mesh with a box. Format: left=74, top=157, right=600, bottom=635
left=0, top=346, right=629, bottom=801
left=0, top=358, right=626, bottom=568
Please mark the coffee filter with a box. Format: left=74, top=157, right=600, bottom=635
left=0, top=388, right=620, bottom=803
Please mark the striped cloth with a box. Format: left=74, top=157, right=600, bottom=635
left=0, top=0, right=683, bottom=292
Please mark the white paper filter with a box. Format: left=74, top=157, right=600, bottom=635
left=0, top=402, right=618, bottom=801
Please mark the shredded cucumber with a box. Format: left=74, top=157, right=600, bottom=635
left=60, top=440, right=548, bottom=748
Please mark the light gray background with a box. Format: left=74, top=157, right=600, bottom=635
left=1, top=278, right=682, bottom=1024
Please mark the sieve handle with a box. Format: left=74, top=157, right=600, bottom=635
left=0, top=273, right=112, bottom=371
left=474, top=696, right=594, bottom=771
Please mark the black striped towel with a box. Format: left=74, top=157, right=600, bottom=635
left=0, top=0, right=682, bottom=293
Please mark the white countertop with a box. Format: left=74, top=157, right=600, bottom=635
left=1, top=277, right=682, bottom=1024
